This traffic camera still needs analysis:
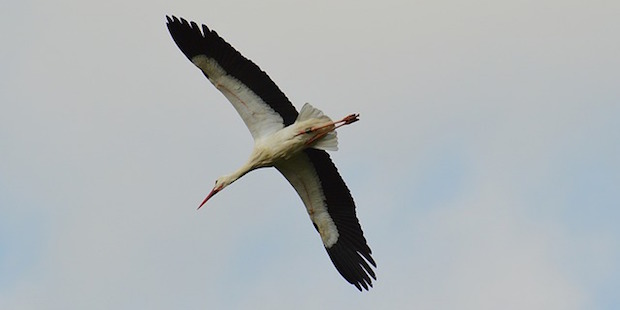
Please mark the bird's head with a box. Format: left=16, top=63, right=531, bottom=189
left=198, top=175, right=234, bottom=209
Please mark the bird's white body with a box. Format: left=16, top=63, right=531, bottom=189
left=213, top=103, right=343, bottom=248
left=167, top=16, right=376, bottom=290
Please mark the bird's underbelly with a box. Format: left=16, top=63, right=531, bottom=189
left=253, top=139, right=308, bottom=167
left=250, top=126, right=310, bottom=165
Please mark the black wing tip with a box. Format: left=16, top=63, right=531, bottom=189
left=165, top=15, right=190, bottom=30
left=327, top=241, right=377, bottom=291
left=165, top=15, right=214, bottom=61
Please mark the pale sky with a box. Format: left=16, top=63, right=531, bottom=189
left=1, top=0, right=619, bottom=309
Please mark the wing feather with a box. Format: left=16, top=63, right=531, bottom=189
left=276, top=149, right=376, bottom=290
left=166, top=16, right=299, bottom=139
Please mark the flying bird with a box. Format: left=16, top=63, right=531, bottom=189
left=166, top=16, right=376, bottom=290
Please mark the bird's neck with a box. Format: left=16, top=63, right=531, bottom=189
left=226, top=161, right=256, bottom=185
left=225, top=148, right=269, bottom=185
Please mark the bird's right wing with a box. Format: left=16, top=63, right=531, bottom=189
left=276, top=148, right=376, bottom=291
left=166, top=16, right=299, bottom=139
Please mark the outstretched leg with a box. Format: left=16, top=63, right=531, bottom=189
left=298, top=113, right=360, bottom=145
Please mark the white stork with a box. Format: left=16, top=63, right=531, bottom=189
left=166, top=16, right=376, bottom=291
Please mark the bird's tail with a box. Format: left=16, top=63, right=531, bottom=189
left=296, top=103, right=338, bottom=151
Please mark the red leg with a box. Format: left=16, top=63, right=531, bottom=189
left=297, top=114, right=360, bottom=136
left=302, top=114, right=360, bottom=145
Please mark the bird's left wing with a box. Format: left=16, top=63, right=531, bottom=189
left=166, top=16, right=299, bottom=139
left=276, top=148, right=376, bottom=291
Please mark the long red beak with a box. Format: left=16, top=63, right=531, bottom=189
left=198, top=187, right=219, bottom=210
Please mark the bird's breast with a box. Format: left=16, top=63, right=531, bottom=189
left=251, top=127, right=309, bottom=165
